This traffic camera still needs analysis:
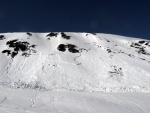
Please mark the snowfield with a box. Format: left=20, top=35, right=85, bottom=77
left=0, top=86, right=150, bottom=113
left=0, top=32, right=150, bottom=113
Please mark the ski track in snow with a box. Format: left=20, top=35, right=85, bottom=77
left=0, top=91, right=7, bottom=105
left=0, top=86, right=149, bottom=113
left=0, top=88, right=149, bottom=113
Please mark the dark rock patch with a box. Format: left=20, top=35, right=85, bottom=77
left=7, top=41, right=29, bottom=52
left=107, top=49, right=112, bottom=53
left=68, top=48, right=79, bottom=53
left=67, top=44, right=79, bottom=53
left=145, top=43, right=149, bottom=46
left=30, top=45, right=36, bottom=48
left=130, top=42, right=141, bottom=48
left=130, top=44, right=134, bottom=47
left=57, top=44, right=79, bottom=53
left=109, top=66, right=124, bottom=77
left=106, top=39, right=110, bottom=42
left=131, top=41, right=150, bottom=48
left=79, top=48, right=89, bottom=52
left=46, top=32, right=58, bottom=37
left=57, top=44, right=66, bottom=52
left=0, top=35, right=5, bottom=40
left=22, top=41, right=30, bottom=45
left=138, top=41, right=145, bottom=44
left=6, top=39, right=18, bottom=45
left=134, top=43, right=141, bottom=46
left=89, top=33, right=96, bottom=35
left=11, top=52, right=18, bottom=58
left=128, top=54, right=135, bottom=58
left=17, top=42, right=28, bottom=51
left=67, top=44, right=76, bottom=48
left=2, top=50, right=11, bottom=56
left=26, top=32, right=32, bottom=36
left=2, top=40, right=36, bottom=58
left=61, top=33, right=71, bottom=40
left=140, top=58, right=146, bottom=61
left=22, top=53, right=31, bottom=57
left=130, top=42, right=150, bottom=55
left=131, top=43, right=139, bottom=47
left=138, top=47, right=149, bottom=55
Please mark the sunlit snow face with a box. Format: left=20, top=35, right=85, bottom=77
left=0, top=32, right=150, bottom=92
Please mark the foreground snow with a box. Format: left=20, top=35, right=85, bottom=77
left=0, top=86, right=150, bottom=113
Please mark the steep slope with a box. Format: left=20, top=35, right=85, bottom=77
left=0, top=32, right=150, bottom=92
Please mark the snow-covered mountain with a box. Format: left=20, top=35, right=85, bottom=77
left=0, top=32, right=150, bottom=92
left=0, top=32, right=150, bottom=113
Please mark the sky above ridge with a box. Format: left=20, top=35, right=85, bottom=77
left=0, top=0, right=150, bottom=39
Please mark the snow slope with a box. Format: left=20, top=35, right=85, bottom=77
left=0, top=32, right=150, bottom=113
left=0, top=85, right=150, bottom=113
left=0, top=32, right=150, bottom=92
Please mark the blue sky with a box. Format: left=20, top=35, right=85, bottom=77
left=0, top=0, right=150, bottom=39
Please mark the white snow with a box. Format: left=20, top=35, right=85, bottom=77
left=0, top=32, right=150, bottom=113
left=0, top=86, right=150, bottom=113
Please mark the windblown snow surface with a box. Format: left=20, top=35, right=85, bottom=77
left=0, top=32, right=150, bottom=113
